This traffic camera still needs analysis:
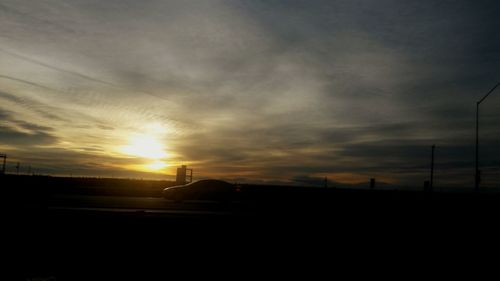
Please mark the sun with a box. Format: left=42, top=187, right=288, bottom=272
left=119, top=124, right=173, bottom=173
left=145, top=161, right=169, bottom=171
left=121, top=134, right=168, bottom=159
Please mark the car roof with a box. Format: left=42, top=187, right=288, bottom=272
left=164, top=179, right=232, bottom=190
left=187, top=179, right=230, bottom=185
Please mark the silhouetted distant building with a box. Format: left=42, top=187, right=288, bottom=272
left=176, top=165, right=193, bottom=185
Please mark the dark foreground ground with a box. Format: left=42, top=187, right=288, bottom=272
left=3, top=175, right=500, bottom=280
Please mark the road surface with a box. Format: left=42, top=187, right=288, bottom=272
left=47, top=194, right=243, bottom=216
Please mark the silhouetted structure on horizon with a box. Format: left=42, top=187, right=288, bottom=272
left=176, top=165, right=193, bottom=185
left=424, top=180, right=431, bottom=192
left=0, top=154, right=6, bottom=175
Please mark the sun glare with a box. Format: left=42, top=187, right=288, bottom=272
left=121, top=134, right=168, bottom=159
left=118, top=123, right=174, bottom=173
left=146, top=161, right=169, bottom=171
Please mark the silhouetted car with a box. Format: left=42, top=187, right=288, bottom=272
left=162, top=179, right=240, bottom=202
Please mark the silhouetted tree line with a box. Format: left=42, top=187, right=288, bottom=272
left=1, top=174, right=176, bottom=198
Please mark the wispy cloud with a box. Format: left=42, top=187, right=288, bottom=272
left=0, top=125, right=57, bottom=146
left=0, top=74, right=59, bottom=92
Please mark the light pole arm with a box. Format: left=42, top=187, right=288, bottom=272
left=478, top=82, right=500, bottom=105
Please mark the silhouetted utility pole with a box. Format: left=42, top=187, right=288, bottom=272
left=16, top=162, right=20, bottom=175
left=475, top=82, right=500, bottom=191
left=324, top=177, right=328, bottom=188
left=370, top=178, right=375, bottom=189
left=430, top=145, right=435, bottom=191
left=0, top=154, right=6, bottom=175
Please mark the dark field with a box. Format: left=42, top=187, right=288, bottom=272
left=4, top=174, right=500, bottom=280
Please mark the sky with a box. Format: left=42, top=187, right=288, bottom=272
left=0, top=0, right=499, bottom=187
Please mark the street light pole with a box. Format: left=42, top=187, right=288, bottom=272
left=475, top=82, right=500, bottom=191
left=430, top=144, right=435, bottom=191
left=475, top=101, right=479, bottom=191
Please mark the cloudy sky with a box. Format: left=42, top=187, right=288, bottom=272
left=0, top=0, right=499, bottom=187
